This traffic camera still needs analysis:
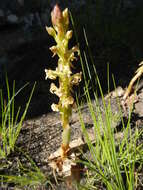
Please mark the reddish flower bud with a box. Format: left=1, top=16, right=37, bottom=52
left=51, top=4, right=63, bottom=26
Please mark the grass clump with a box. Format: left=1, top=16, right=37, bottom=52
left=0, top=79, right=50, bottom=189
left=0, top=78, right=35, bottom=159
left=78, top=89, right=143, bottom=189
left=76, top=31, right=143, bottom=189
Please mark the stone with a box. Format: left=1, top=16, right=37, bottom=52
left=0, top=9, right=4, bottom=17
left=7, top=14, right=19, bottom=24
left=135, top=101, right=143, bottom=117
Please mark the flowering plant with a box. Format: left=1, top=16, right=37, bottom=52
left=45, top=4, right=81, bottom=159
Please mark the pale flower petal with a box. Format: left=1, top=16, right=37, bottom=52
left=72, top=46, right=80, bottom=55
left=71, top=72, right=82, bottom=85
left=50, top=83, right=58, bottom=94
left=49, top=46, right=58, bottom=57
left=45, top=69, right=58, bottom=80
left=50, top=83, right=62, bottom=97
left=51, top=103, right=59, bottom=112
left=62, top=8, right=69, bottom=26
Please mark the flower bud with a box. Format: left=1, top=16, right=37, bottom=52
left=51, top=4, right=63, bottom=26
left=62, top=8, right=69, bottom=26
left=46, top=26, right=56, bottom=38
left=66, top=30, right=73, bottom=40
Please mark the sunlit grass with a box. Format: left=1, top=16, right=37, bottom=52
left=0, top=78, right=53, bottom=189
left=77, top=81, right=143, bottom=189
left=76, top=29, right=143, bottom=190
left=0, top=78, right=36, bottom=158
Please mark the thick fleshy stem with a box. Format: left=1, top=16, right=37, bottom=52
left=45, top=4, right=81, bottom=159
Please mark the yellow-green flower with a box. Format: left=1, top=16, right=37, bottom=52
left=45, top=4, right=81, bottom=159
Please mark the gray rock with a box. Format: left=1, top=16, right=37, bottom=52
left=7, top=14, right=19, bottom=24
left=135, top=101, right=143, bottom=117
left=0, top=9, right=4, bottom=17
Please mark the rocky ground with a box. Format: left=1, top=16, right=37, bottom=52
left=0, top=85, right=143, bottom=189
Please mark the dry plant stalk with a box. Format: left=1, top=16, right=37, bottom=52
left=123, top=61, right=143, bottom=100
left=45, top=4, right=81, bottom=159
